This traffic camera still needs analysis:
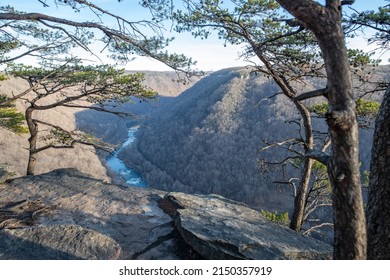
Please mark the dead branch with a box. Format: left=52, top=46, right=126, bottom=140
left=260, top=138, right=304, bottom=151
left=303, top=223, right=334, bottom=236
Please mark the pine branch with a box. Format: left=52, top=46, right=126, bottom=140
left=60, top=104, right=137, bottom=119
left=293, top=88, right=327, bottom=101
left=305, top=149, right=330, bottom=165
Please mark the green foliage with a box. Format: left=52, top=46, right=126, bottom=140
left=362, top=169, right=370, bottom=188
left=50, top=129, right=74, bottom=145
left=309, top=98, right=380, bottom=118
left=311, top=160, right=331, bottom=195
left=291, top=157, right=331, bottom=193
left=0, top=94, right=28, bottom=134
left=0, top=107, right=28, bottom=134
left=0, top=34, right=20, bottom=63
left=308, top=102, right=328, bottom=117
left=43, top=128, right=106, bottom=148
left=356, top=98, right=380, bottom=118
left=347, top=49, right=381, bottom=67
left=79, top=132, right=107, bottom=147
left=0, top=41, right=19, bottom=54
left=146, top=0, right=322, bottom=79
left=0, top=73, right=8, bottom=81
left=0, top=41, right=19, bottom=52
left=312, top=160, right=326, bottom=171
left=6, top=62, right=158, bottom=104
left=349, top=5, right=390, bottom=49
left=1, top=2, right=195, bottom=72
left=261, top=210, right=289, bottom=226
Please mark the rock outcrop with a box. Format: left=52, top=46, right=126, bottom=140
left=0, top=168, right=332, bottom=260
left=0, top=225, right=121, bottom=260
left=0, top=168, right=188, bottom=260
left=161, top=192, right=332, bottom=260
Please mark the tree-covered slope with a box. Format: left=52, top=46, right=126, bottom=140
left=120, top=67, right=386, bottom=212
left=121, top=68, right=297, bottom=211
left=75, top=71, right=200, bottom=145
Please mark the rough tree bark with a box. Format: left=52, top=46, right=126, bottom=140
left=290, top=157, right=314, bottom=231
left=367, top=85, right=390, bottom=259
left=276, top=0, right=366, bottom=259
left=289, top=100, right=315, bottom=231
left=25, top=107, right=38, bottom=175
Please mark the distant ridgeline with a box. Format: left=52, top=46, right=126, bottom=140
left=116, top=66, right=388, bottom=212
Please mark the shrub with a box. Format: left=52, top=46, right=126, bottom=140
left=261, top=210, right=289, bottom=226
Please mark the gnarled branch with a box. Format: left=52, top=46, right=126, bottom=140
left=305, top=149, right=330, bottom=165
left=293, top=88, right=327, bottom=101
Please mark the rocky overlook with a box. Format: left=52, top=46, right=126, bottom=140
left=0, top=168, right=331, bottom=260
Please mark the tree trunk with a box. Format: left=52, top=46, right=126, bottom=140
left=289, top=100, right=315, bottom=232
left=276, top=0, right=367, bottom=259
left=25, top=107, right=38, bottom=175
left=367, top=85, right=390, bottom=259
left=316, top=9, right=366, bottom=261
left=290, top=157, right=314, bottom=231
left=252, top=48, right=316, bottom=233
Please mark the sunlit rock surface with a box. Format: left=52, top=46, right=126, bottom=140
left=161, top=192, right=332, bottom=260
left=0, top=168, right=331, bottom=260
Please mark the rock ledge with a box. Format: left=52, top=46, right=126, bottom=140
left=162, top=192, right=332, bottom=260
left=1, top=169, right=332, bottom=259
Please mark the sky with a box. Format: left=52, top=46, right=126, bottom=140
left=1, top=0, right=389, bottom=71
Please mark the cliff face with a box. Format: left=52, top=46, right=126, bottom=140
left=0, top=169, right=332, bottom=260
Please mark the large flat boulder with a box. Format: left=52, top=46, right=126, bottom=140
left=0, top=168, right=189, bottom=259
left=162, top=192, right=332, bottom=260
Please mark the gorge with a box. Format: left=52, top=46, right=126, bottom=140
left=1, top=66, right=389, bottom=260
left=106, top=127, right=147, bottom=188
left=1, top=66, right=388, bottom=244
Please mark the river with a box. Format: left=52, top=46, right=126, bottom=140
left=106, top=127, right=147, bottom=187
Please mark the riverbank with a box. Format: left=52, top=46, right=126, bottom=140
left=105, top=127, right=147, bottom=188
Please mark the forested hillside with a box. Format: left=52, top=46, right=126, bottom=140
left=76, top=71, right=200, bottom=144
left=120, top=66, right=388, bottom=212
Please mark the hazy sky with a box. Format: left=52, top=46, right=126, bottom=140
left=2, top=0, right=389, bottom=71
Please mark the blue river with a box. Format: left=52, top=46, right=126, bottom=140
left=106, top=127, right=147, bottom=187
